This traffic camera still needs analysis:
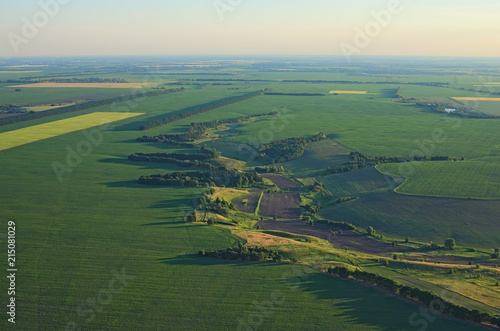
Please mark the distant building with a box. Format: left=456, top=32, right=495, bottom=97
left=445, top=108, right=457, bottom=113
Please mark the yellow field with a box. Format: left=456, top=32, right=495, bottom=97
left=0, top=112, right=144, bottom=151
left=329, top=90, right=368, bottom=94
left=7, top=83, right=157, bottom=89
left=452, top=97, right=500, bottom=101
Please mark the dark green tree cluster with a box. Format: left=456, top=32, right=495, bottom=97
left=317, top=219, right=356, bottom=230
left=395, top=86, right=403, bottom=98
left=138, top=169, right=263, bottom=188
left=327, top=151, right=459, bottom=174
left=254, top=165, right=285, bottom=173
left=139, top=90, right=263, bottom=130
left=330, top=197, right=357, bottom=206
left=197, top=194, right=235, bottom=217
left=0, top=88, right=185, bottom=127
left=328, top=266, right=497, bottom=327
left=200, top=244, right=285, bottom=262
left=0, top=104, right=25, bottom=113
left=258, top=132, right=327, bottom=164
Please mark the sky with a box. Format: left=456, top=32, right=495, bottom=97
left=0, top=0, right=499, bottom=57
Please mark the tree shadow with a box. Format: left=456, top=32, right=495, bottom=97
left=379, top=88, right=398, bottom=99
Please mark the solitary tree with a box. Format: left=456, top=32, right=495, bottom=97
left=445, top=238, right=456, bottom=250
left=366, top=226, right=376, bottom=236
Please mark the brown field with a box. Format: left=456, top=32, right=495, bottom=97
left=7, top=82, right=158, bottom=89
left=259, top=192, right=302, bottom=219
left=233, top=191, right=261, bottom=214
left=257, top=220, right=414, bottom=255
left=452, top=97, right=500, bottom=101
left=257, top=175, right=301, bottom=219
left=259, top=174, right=300, bottom=191
left=329, top=90, right=368, bottom=94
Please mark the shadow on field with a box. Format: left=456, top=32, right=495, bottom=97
left=292, top=273, right=422, bottom=331
left=157, top=255, right=271, bottom=267
left=325, top=133, right=341, bottom=141
left=141, top=220, right=187, bottom=226
left=99, top=157, right=171, bottom=170
left=380, top=88, right=398, bottom=99
left=104, top=180, right=166, bottom=189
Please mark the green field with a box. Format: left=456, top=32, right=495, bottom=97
left=1, top=57, right=499, bottom=330
left=319, top=169, right=500, bottom=248
left=378, top=158, right=500, bottom=199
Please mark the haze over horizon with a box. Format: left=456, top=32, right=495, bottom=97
left=1, top=0, right=499, bottom=58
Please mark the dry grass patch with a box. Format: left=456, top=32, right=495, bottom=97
left=427, top=278, right=500, bottom=310
left=7, top=82, right=158, bottom=89
left=231, top=229, right=297, bottom=247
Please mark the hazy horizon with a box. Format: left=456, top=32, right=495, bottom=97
left=1, top=0, right=499, bottom=58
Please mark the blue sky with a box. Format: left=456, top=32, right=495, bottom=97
left=1, top=0, right=499, bottom=57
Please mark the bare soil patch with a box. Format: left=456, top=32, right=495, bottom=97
left=257, top=220, right=414, bottom=255
left=259, top=192, right=302, bottom=219
left=233, top=191, right=261, bottom=214
left=260, top=174, right=300, bottom=192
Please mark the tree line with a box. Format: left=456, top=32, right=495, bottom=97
left=0, top=87, right=185, bottom=127
left=129, top=146, right=221, bottom=170
left=137, top=112, right=277, bottom=146
left=328, top=266, right=500, bottom=328
left=263, top=92, right=325, bottom=96
left=138, top=90, right=263, bottom=130
left=6, top=77, right=128, bottom=84
left=255, top=166, right=286, bottom=173
left=138, top=169, right=263, bottom=188
left=258, top=132, right=327, bottom=164
left=200, top=244, right=285, bottom=262
left=327, top=151, right=462, bottom=174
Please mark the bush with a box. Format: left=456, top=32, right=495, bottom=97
left=445, top=238, right=456, bottom=250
